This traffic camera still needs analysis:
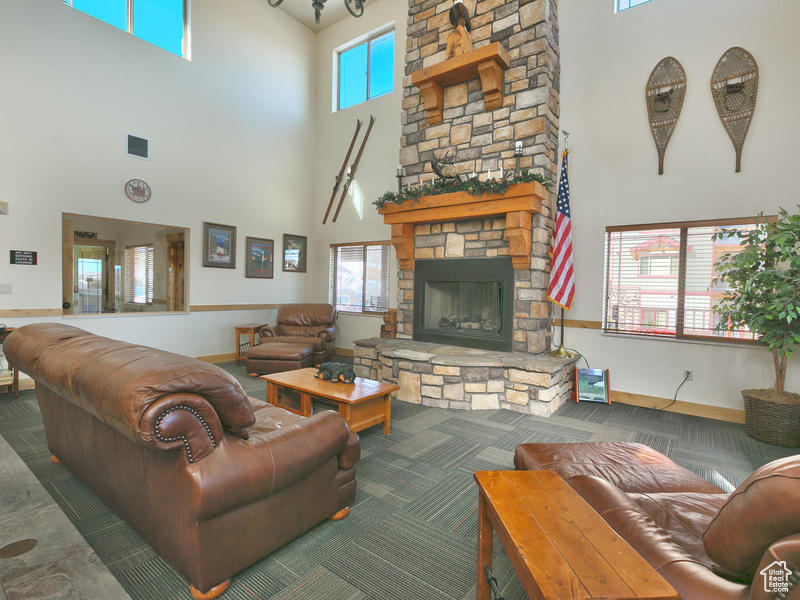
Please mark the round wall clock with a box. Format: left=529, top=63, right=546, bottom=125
left=125, top=179, right=151, bottom=203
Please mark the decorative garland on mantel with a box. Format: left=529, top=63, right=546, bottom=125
left=374, top=170, right=551, bottom=210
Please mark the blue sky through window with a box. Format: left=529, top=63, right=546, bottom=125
left=133, top=0, right=184, bottom=56
left=368, top=32, right=394, bottom=99
left=339, top=44, right=368, bottom=110
left=616, top=0, right=654, bottom=12
left=71, top=0, right=127, bottom=30
left=338, top=30, right=394, bottom=111
left=65, top=0, right=186, bottom=58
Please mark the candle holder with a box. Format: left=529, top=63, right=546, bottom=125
left=396, top=166, right=404, bottom=192
left=514, top=141, right=523, bottom=176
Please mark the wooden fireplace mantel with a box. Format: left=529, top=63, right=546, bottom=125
left=411, top=42, right=509, bottom=126
left=379, top=181, right=545, bottom=270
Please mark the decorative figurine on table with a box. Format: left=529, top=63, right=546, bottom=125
left=316, top=362, right=357, bottom=384
left=446, top=0, right=472, bottom=59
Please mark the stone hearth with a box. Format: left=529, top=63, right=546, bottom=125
left=354, top=338, right=577, bottom=416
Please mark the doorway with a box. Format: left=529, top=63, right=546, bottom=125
left=73, top=241, right=115, bottom=314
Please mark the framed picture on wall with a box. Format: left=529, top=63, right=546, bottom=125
left=245, top=237, right=274, bottom=279
left=282, top=234, right=307, bottom=273
left=203, top=222, right=237, bottom=268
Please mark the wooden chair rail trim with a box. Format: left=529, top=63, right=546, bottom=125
left=0, top=308, right=64, bottom=318
left=190, top=304, right=281, bottom=312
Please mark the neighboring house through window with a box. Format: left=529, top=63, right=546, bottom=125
left=336, top=28, right=394, bottom=111
left=329, top=242, right=390, bottom=314
left=63, top=0, right=189, bottom=58
left=603, top=218, right=768, bottom=341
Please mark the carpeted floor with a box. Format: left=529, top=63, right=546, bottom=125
left=0, top=362, right=794, bottom=600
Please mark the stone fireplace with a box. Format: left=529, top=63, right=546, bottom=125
left=354, top=0, right=574, bottom=416
left=383, top=181, right=551, bottom=354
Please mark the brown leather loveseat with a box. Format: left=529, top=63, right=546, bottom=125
left=515, top=442, right=800, bottom=600
left=3, top=323, right=359, bottom=599
left=258, top=303, right=337, bottom=364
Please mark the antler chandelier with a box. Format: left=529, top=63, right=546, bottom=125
left=267, top=0, right=365, bottom=24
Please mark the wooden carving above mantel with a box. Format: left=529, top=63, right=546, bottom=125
left=379, top=181, right=545, bottom=270
left=411, top=42, right=509, bottom=126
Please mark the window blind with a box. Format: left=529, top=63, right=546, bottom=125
left=124, top=244, right=154, bottom=304
left=330, top=243, right=390, bottom=313
left=604, top=219, right=763, bottom=341
left=604, top=228, right=680, bottom=336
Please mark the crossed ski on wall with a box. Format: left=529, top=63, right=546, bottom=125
left=323, top=115, right=375, bottom=224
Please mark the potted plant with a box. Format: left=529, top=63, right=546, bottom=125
left=714, top=208, right=800, bottom=446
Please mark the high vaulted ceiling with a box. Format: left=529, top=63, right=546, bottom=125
left=277, top=0, right=377, bottom=32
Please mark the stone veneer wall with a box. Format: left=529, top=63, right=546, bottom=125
left=400, top=216, right=551, bottom=352
left=397, top=0, right=560, bottom=353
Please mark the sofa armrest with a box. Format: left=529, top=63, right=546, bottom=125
left=317, top=326, right=337, bottom=343
left=749, top=534, right=800, bottom=600
left=338, top=432, right=360, bottom=469
left=191, top=410, right=353, bottom=520
left=259, top=325, right=280, bottom=338
left=139, top=393, right=225, bottom=463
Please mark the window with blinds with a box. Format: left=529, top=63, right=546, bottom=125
left=603, top=218, right=769, bottom=342
left=124, top=244, right=154, bottom=304
left=329, top=242, right=390, bottom=314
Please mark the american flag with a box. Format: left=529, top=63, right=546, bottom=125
left=548, top=151, right=575, bottom=310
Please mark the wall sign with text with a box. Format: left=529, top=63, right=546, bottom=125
left=10, top=250, right=37, bottom=265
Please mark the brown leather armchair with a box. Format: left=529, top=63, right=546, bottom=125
left=515, top=442, right=800, bottom=600
left=3, top=323, right=359, bottom=600
left=258, top=303, right=337, bottom=364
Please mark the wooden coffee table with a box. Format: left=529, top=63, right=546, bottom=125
left=473, top=470, right=678, bottom=600
left=260, top=368, right=399, bottom=435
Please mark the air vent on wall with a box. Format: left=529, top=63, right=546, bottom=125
left=127, top=134, right=150, bottom=160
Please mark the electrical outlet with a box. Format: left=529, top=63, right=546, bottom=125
left=683, top=369, right=693, bottom=381
left=0, top=283, right=11, bottom=294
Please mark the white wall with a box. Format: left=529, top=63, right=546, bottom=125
left=0, top=0, right=315, bottom=356
left=558, top=0, right=800, bottom=409
left=309, top=0, right=406, bottom=349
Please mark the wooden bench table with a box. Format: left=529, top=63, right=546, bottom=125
left=473, top=470, right=678, bottom=600
left=260, top=368, right=399, bottom=435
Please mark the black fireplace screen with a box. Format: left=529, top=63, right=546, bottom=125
left=423, top=281, right=503, bottom=335
left=413, top=257, right=514, bottom=351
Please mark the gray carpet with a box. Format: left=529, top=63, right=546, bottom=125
left=0, top=362, right=794, bottom=600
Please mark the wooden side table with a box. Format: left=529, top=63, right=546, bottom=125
left=473, top=470, right=678, bottom=600
left=234, top=324, right=263, bottom=366
left=0, top=328, right=19, bottom=398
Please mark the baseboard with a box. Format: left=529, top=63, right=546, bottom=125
left=192, top=352, right=744, bottom=423
left=611, top=390, right=745, bottom=424
left=195, top=352, right=236, bottom=363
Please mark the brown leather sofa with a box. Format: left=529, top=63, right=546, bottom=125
left=515, top=442, right=800, bottom=600
left=3, top=323, right=359, bottom=599
left=257, top=303, right=337, bottom=364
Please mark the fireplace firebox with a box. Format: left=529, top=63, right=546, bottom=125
left=413, top=258, right=514, bottom=351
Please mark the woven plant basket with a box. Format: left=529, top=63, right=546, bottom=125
left=742, top=389, right=800, bottom=447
